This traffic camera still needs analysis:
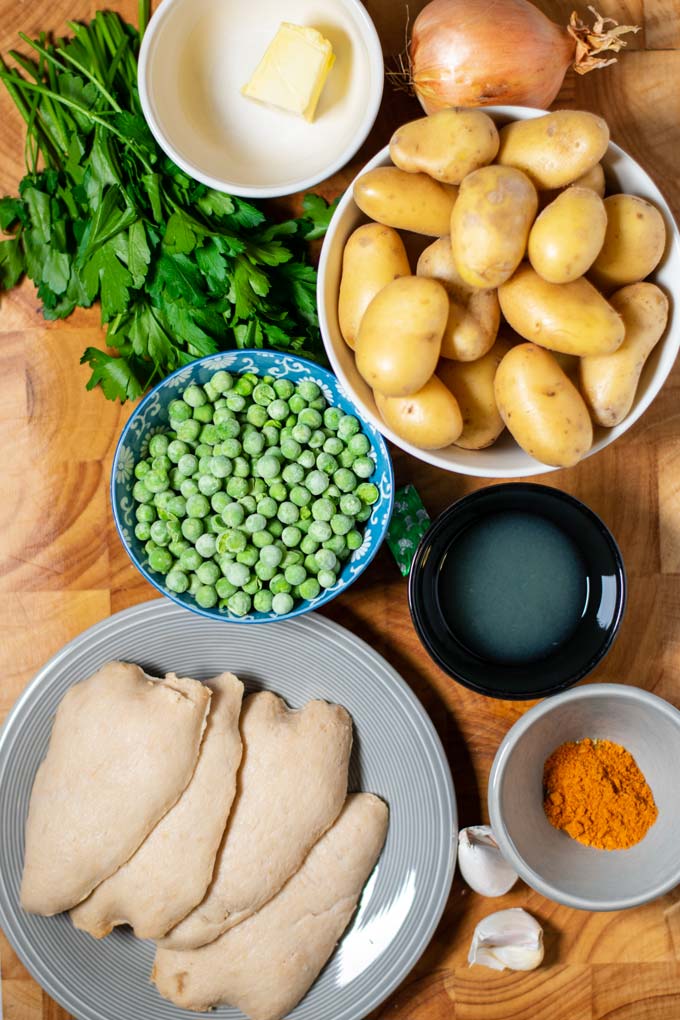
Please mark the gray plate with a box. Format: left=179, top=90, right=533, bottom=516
left=0, top=600, right=457, bottom=1020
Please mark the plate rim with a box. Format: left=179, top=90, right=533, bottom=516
left=0, top=599, right=457, bottom=1020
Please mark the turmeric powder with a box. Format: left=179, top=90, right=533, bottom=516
left=543, top=738, right=658, bottom=850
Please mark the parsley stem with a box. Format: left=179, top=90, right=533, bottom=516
left=138, top=0, right=151, bottom=39
left=18, top=32, right=123, bottom=114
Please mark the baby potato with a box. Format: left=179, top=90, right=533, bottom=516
left=389, top=109, right=499, bottom=185
left=494, top=343, right=593, bottom=467
left=589, top=194, right=667, bottom=292
left=355, top=276, right=448, bottom=396
left=570, top=162, right=606, bottom=197
left=353, top=167, right=457, bottom=236
left=580, top=282, right=669, bottom=427
left=416, top=236, right=500, bottom=360
left=374, top=376, right=463, bottom=449
left=528, top=187, right=607, bottom=284
left=497, top=110, right=609, bottom=189
left=438, top=334, right=514, bottom=449
left=338, top=224, right=411, bottom=349
left=451, top=165, right=538, bottom=289
left=498, top=264, right=624, bottom=356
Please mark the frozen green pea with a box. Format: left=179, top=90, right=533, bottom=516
left=272, top=592, right=294, bottom=615
left=198, top=455, right=213, bottom=475
left=353, top=456, right=374, bottom=479
left=187, top=573, right=201, bottom=596
left=284, top=564, right=307, bottom=586
left=169, top=398, right=192, bottom=422
left=253, top=588, right=274, bottom=613
left=186, top=494, right=211, bottom=518
left=226, top=393, right=246, bottom=412
left=260, top=544, right=283, bottom=568
left=269, top=520, right=284, bottom=538
left=304, top=553, right=320, bottom=575
left=346, top=529, right=363, bottom=551
left=134, top=460, right=151, bottom=480
left=267, top=399, right=289, bottom=422
left=198, top=475, right=221, bottom=497
left=282, top=463, right=304, bottom=486
left=326, top=484, right=341, bottom=500
left=151, top=454, right=172, bottom=475
left=211, top=370, right=233, bottom=393
left=323, top=406, right=343, bottom=431
left=323, top=436, right=343, bottom=456
left=349, top=432, right=371, bottom=455
left=166, top=569, right=189, bottom=593
left=169, top=468, right=184, bottom=489
left=214, top=406, right=235, bottom=426
left=257, top=455, right=280, bottom=480
left=309, top=396, right=327, bottom=412
left=195, top=584, right=218, bottom=609
left=231, top=456, right=248, bottom=479
left=243, top=431, right=265, bottom=456
left=206, top=514, right=224, bottom=535
left=309, top=520, right=332, bottom=542
left=253, top=383, right=276, bottom=406
left=255, top=561, right=276, bottom=583
left=251, top=478, right=266, bottom=496
left=226, top=477, right=249, bottom=499
left=297, top=516, right=311, bottom=533
left=193, top=404, right=213, bottom=424
left=211, top=491, right=231, bottom=514
left=297, top=380, right=320, bottom=401
left=282, top=550, right=303, bottom=567
left=177, top=453, right=198, bottom=477
left=356, top=504, right=372, bottom=523
left=257, top=496, right=278, bottom=519
left=297, top=450, right=315, bottom=470
left=243, top=577, right=262, bottom=597
left=217, top=419, right=241, bottom=441
left=180, top=478, right=199, bottom=499
left=245, top=513, right=267, bottom=534
left=299, top=577, right=321, bottom=600
left=273, top=378, right=294, bottom=400
left=203, top=380, right=220, bottom=403
left=340, top=493, right=361, bottom=516
left=317, top=452, right=337, bottom=475
left=148, top=547, right=173, bottom=573
left=298, top=407, right=322, bottom=429
left=195, top=533, right=217, bottom=558
left=334, top=468, right=357, bottom=493
left=154, top=491, right=175, bottom=511
left=144, top=470, right=169, bottom=494
left=227, top=591, right=251, bottom=616
left=200, top=424, right=219, bottom=446
left=179, top=547, right=202, bottom=571
left=338, top=449, right=355, bottom=468
left=269, top=481, right=287, bottom=503
left=219, top=437, right=241, bottom=459
left=278, top=501, right=300, bottom=525
left=226, top=562, right=250, bottom=587
left=356, top=482, right=379, bottom=504
left=239, top=495, right=257, bottom=514
left=289, top=393, right=306, bottom=414
left=337, top=414, right=360, bottom=439
left=216, top=577, right=238, bottom=599
left=208, top=455, right=231, bottom=478
left=221, top=529, right=248, bottom=554
left=280, top=438, right=301, bottom=460
left=282, top=526, right=302, bottom=548
left=311, top=499, right=334, bottom=523
left=253, top=529, right=274, bottom=549
left=300, top=535, right=319, bottom=555
left=150, top=520, right=171, bottom=546
left=308, top=429, right=326, bottom=450
left=331, top=514, right=353, bottom=536
left=135, top=521, right=151, bottom=542
left=318, top=569, right=337, bottom=589
left=136, top=503, right=156, bottom=523
left=291, top=422, right=311, bottom=444
left=247, top=403, right=268, bottom=427
left=181, top=517, right=204, bottom=542
left=305, top=470, right=328, bottom=495
left=222, top=502, right=245, bottom=527
left=289, top=485, right=311, bottom=508
left=324, top=535, right=347, bottom=556
left=183, top=384, right=207, bottom=408
left=148, top=433, right=169, bottom=458
left=270, top=574, right=292, bottom=595
left=234, top=376, right=254, bottom=396
left=176, top=418, right=202, bottom=443
left=263, top=425, right=281, bottom=446
left=316, top=548, right=338, bottom=572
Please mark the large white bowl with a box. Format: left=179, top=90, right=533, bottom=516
left=138, top=0, right=384, bottom=198
left=317, top=105, right=680, bottom=478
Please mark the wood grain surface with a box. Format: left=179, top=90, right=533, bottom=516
left=1, top=0, right=679, bottom=1018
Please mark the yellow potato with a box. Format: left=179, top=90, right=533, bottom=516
left=416, top=237, right=500, bottom=360
left=355, top=276, right=448, bottom=397
left=589, top=194, right=667, bottom=292
left=570, top=163, right=606, bottom=197
left=353, top=167, right=457, bottom=236
left=497, top=110, right=609, bottom=189
left=389, top=109, right=499, bottom=185
left=338, top=224, right=411, bottom=350
left=438, top=334, right=514, bottom=449
left=494, top=343, right=593, bottom=467
left=374, top=376, right=463, bottom=449
left=528, top=187, right=607, bottom=284
left=580, top=282, right=669, bottom=427
left=450, top=165, right=538, bottom=289
left=498, top=264, right=624, bottom=356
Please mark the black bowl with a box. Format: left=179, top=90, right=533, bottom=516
left=408, top=484, right=626, bottom=700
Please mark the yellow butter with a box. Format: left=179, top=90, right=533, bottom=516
left=241, top=22, right=335, bottom=122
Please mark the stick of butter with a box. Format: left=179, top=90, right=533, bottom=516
left=241, top=23, right=335, bottom=123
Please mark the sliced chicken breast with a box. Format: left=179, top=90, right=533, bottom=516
left=159, top=691, right=352, bottom=950
left=21, top=661, right=211, bottom=916
left=152, top=793, right=389, bottom=1019
left=70, top=672, right=243, bottom=940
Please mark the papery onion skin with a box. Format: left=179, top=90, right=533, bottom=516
left=411, top=0, right=576, bottom=112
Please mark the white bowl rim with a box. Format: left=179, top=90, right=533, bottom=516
left=137, top=0, right=385, bottom=198
left=317, top=104, right=680, bottom=479
left=488, top=682, right=680, bottom=910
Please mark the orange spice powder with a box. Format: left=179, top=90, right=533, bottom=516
left=543, top=738, right=658, bottom=850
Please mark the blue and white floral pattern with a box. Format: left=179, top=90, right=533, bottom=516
left=111, top=350, right=395, bottom=624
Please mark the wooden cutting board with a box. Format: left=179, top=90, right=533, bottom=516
left=1, top=0, right=679, bottom=1018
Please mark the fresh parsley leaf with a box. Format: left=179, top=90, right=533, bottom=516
left=277, top=262, right=318, bottom=325
left=0, top=197, right=26, bottom=232
left=0, top=237, right=25, bottom=289
left=81, top=346, right=145, bottom=401
left=42, top=250, right=71, bottom=294
left=128, top=220, right=151, bottom=289
left=83, top=240, right=133, bottom=320
left=151, top=252, right=205, bottom=303
left=163, top=210, right=197, bottom=255
left=300, top=193, right=340, bottom=240
left=21, top=187, right=51, bottom=243
left=142, top=173, right=163, bottom=223
left=195, top=238, right=227, bottom=293
left=197, top=190, right=235, bottom=220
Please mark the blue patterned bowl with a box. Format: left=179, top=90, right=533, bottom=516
left=111, top=350, right=394, bottom=623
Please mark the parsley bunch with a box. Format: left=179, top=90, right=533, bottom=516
left=0, top=3, right=337, bottom=401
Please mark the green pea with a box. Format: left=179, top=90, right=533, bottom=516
left=300, top=535, right=319, bottom=555
left=186, top=494, right=210, bottom=518
left=149, top=520, right=170, bottom=546
left=168, top=537, right=190, bottom=559
left=219, top=529, right=247, bottom=555
left=299, top=577, right=321, bottom=600
left=179, top=547, right=202, bottom=571
left=356, top=482, right=379, bottom=504
left=233, top=456, right=250, bottom=479
left=255, top=561, right=277, bottom=583
left=225, top=393, right=246, bottom=412
left=148, top=547, right=173, bottom=573
left=193, top=404, right=213, bottom=424
left=298, top=407, right=322, bottom=429
left=251, top=478, right=266, bottom=496
left=323, top=406, right=343, bottom=431
left=226, top=562, right=250, bottom=587
left=253, top=383, right=276, bottom=406
left=309, top=520, right=332, bottom=542
left=237, top=546, right=259, bottom=568
left=179, top=478, right=198, bottom=499
left=152, top=455, right=172, bottom=476
left=256, top=455, right=279, bottom=480
left=163, top=567, right=189, bottom=594
left=154, top=490, right=174, bottom=511
left=148, top=433, right=169, bottom=458
left=315, top=548, right=337, bottom=571
left=263, top=425, right=281, bottom=447
left=297, top=449, right=315, bottom=470
left=239, top=494, right=257, bottom=514
left=176, top=453, right=196, bottom=477
left=277, top=501, right=299, bottom=525
left=256, top=496, right=278, bottom=520
left=169, top=398, right=192, bottom=422
left=214, top=406, right=235, bottom=426
left=326, top=484, right=342, bottom=500
left=324, top=535, right=347, bottom=557
left=282, top=526, right=301, bottom=548
left=134, top=460, right=151, bottom=480
left=350, top=457, right=372, bottom=480
left=195, top=584, right=218, bottom=609
left=282, top=550, right=304, bottom=568
left=280, top=463, right=303, bottom=486
left=183, top=384, right=206, bottom=408
left=181, top=517, right=203, bottom=542
left=200, top=425, right=219, bottom=446
left=211, top=491, right=231, bottom=515
left=252, top=529, right=274, bottom=550
left=206, top=455, right=230, bottom=479
left=211, top=370, right=233, bottom=393
left=269, top=481, right=287, bottom=503
left=322, top=436, right=343, bottom=456
left=283, top=564, right=306, bottom=586
left=331, top=514, right=353, bottom=536
left=269, top=520, right=284, bottom=538
left=254, top=588, right=274, bottom=612
left=145, top=470, right=169, bottom=495
left=176, top=418, right=201, bottom=443
left=197, top=563, right=220, bottom=590
left=355, top=504, right=372, bottom=523
left=298, top=380, right=320, bottom=401
left=217, top=418, right=241, bottom=441
left=234, top=376, right=254, bottom=396
left=247, top=403, right=268, bottom=427
left=304, top=470, right=327, bottom=496
left=243, top=577, right=262, bottom=597
left=304, top=553, right=320, bottom=575
left=245, top=513, right=267, bottom=534
left=187, top=573, right=201, bottom=596
left=280, top=438, right=301, bottom=460
left=309, top=396, right=327, bottom=412
left=273, top=378, right=294, bottom=400
left=216, top=577, right=238, bottom=599
left=272, top=592, right=294, bottom=615
left=289, top=393, right=306, bottom=414
left=260, top=544, right=283, bottom=569
left=334, top=468, right=357, bottom=493
left=311, top=499, right=334, bottom=523
left=307, top=429, right=325, bottom=450
left=136, top=503, right=156, bottom=523
left=318, top=569, right=337, bottom=589
left=267, top=399, right=289, bottom=422
left=346, top=529, right=363, bottom=551
left=206, top=514, right=225, bottom=534
left=289, top=422, right=309, bottom=444
left=135, top=521, right=151, bottom=542
left=289, top=485, right=311, bottom=508
left=337, top=448, right=354, bottom=468
left=222, top=502, right=245, bottom=528
left=337, top=414, right=359, bottom=439
left=204, top=380, right=220, bottom=403
left=197, top=475, right=220, bottom=498
left=195, top=533, right=217, bottom=558
left=226, top=476, right=249, bottom=499
left=224, top=591, right=249, bottom=616
left=243, top=431, right=266, bottom=456
left=270, top=573, right=292, bottom=595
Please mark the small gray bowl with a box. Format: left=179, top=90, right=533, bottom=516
left=488, top=684, right=680, bottom=911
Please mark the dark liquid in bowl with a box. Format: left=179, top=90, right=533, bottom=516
left=438, top=511, right=588, bottom=664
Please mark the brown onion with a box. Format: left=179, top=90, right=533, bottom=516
left=410, top=0, right=638, bottom=112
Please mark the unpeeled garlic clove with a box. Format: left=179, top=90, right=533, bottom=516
left=468, top=908, right=544, bottom=972
left=458, top=825, right=518, bottom=897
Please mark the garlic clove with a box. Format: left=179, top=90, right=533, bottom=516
left=458, top=825, right=519, bottom=897
left=468, top=908, right=544, bottom=972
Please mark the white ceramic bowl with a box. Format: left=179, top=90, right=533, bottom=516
left=488, top=684, right=680, bottom=911
left=318, top=105, right=680, bottom=478
left=138, top=0, right=384, bottom=198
